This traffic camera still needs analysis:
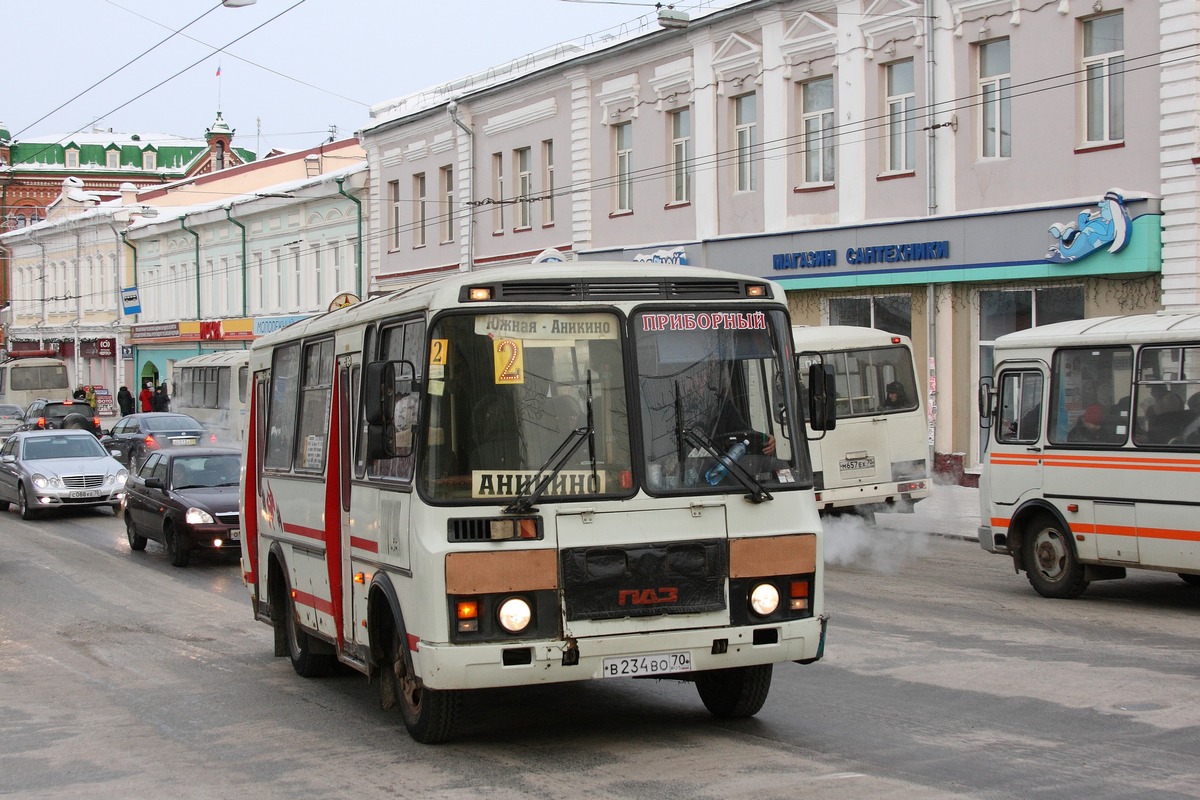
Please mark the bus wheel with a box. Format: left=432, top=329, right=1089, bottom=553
left=1023, top=515, right=1088, bottom=599
left=1179, top=573, right=1200, bottom=586
left=125, top=513, right=147, bottom=551
left=381, top=626, right=460, bottom=743
left=283, top=590, right=334, bottom=678
left=695, top=664, right=773, bottom=718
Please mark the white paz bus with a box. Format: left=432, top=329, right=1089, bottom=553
left=171, top=350, right=250, bottom=445
left=793, top=326, right=929, bottom=523
left=978, top=311, right=1200, bottom=598
left=241, top=261, right=834, bottom=742
left=0, top=352, right=71, bottom=410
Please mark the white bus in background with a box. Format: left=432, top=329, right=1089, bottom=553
left=793, top=326, right=929, bottom=524
left=171, top=350, right=250, bottom=445
left=0, top=352, right=71, bottom=410
left=241, top=260, right=835, bottom=743
left=978, top=311, right=1200, bottom=598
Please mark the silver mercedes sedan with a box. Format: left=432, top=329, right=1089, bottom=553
left=0, top=429, right=128, bottom=520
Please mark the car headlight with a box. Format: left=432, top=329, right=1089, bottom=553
left=114, top=470, right=128, bottom=487
left=32, top=473, right=61, bottom=490
left=749, top=582, right=781, bottom=616
left=497, top=596, right=533, bottom=633
left=185, top=507, right=215, bottom=525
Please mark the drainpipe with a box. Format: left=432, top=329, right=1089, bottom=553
left=448, top=99, right=474, bottom=272
left=335, top=176, right=363, bottom=298
left=34, top=239, right=47, bottom=335
left=924, top=0, right=938, bottom=473
left=225, top=206, right=247, bottom=316
left=179, top=217, right=201, bottom=322
left=73, top=221, right=84, bottom=387
left=107, top=218, right=127, bottom=392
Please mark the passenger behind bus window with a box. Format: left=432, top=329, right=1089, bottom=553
left=882, top=381, right=909, bottom=410
left=1069, top=404, right=1107, bottom=443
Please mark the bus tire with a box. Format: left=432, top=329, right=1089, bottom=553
left=695, top=663, right=773, bottom=718
left=1022, top=514, right=1088, bottom=599
left=380, top=624, right=460, bottom=743
left=1179, top=573, right=1200, bottom=586
left=283, top=589, right=334, bottom=678
left=125, top=513, right=147, bottom=551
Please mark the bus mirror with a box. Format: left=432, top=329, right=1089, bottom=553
left=807, top=363, right=837, bottom=431
left=364, top=361, right=395, bottom=426
left=977, top=377, right=995, bottom=428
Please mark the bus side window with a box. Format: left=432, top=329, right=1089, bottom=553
left=997, top=371, right=1042, bottom=444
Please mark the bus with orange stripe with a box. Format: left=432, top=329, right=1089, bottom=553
left=239, top=260, right=833, bottom=742
left=977, top=311, right=1200, bottom=598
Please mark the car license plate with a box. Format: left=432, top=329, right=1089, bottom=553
left=69, top=490, right=101, bottom=499
left=602, top=651, right=692, bottom=678
left=839, top=456, right=875, bottom=472
left=172, top=437, right=198, bottom=446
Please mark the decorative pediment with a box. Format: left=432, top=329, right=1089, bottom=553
left=712, top=32, right=763, bottom=96
left=430, top=130, right=455, bottom=155
left=649, top=57, right=694, bottom=111
left=780, top=12, right=838, bottom=79
left=596, top=74, right=640, bottom=126
left=951, top=0, right=1024, bottom=38
left=860, top=0, right=925, bottom=59
left=404, top=140, right=428, bottom=162
left=482, top=97, right=558, bottom=135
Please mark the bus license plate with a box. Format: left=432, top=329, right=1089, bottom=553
left=602, top=651, right=692, bottom=678
left=69, top=490, right=100, bottom=498
left=840, top=456, right=875, bottom=472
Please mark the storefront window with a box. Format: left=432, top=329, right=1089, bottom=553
left=829, top=295, right=912, bottom=338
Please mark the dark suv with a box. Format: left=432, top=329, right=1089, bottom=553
left=20, top=399, right=102, bottom=436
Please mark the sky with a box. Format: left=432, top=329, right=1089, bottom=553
left=6, top=0, right=728, bottom=158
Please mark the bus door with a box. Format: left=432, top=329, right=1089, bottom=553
left=988, top=366, right=1045, bottom=508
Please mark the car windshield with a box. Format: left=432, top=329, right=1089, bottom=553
left=172, top=454, right=240, bottom=489
left=22, top=435, right=106, bottom=460
left=0, top=405, right=23, bottom=418
left=144, top=415, right=201, bottom=432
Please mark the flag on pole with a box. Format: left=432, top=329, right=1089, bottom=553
left=216, top=65, right=222, bottom=77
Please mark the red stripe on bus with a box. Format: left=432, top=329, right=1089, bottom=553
left=407, top=633, right=419, bottom=653
left=325, top=365, right=346, bottom=652
left=293, top=589, right=334, bottom=616
left=281, top=522, right=325, bottom=541
left=350, top=536, right=378, bottom=553
left=241, top=374, right=260, bottom=587
left=990, top=517, right=1200, bottom=543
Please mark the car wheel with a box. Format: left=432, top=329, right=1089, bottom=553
left=125, top=512, right=147, bottom=552
left=380, top=622, right=460, bottom=743
left=695, top=664, right=773, bottom=718
left=1022, top=513, right=1088, bottom=599
left=163, top=521, right=190, bottom=567
left=18, top=484, right=39, bottom=520
left=283, top=587, right=335, bottom=678
left=130, top=447, right=146, bottom=472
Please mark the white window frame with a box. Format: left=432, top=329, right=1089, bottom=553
left=800, top=78, right=835, bottom=184
left=614, top=122, right=633, bottom=212
left=734, top=94, right=758, bottom=192
left=492, top=153, right=505, bottom=232
left=669, top=107, right=692, bottom=203
left=1083, top=12, right=1124, bottom=144
left=440, top=165, right=454, bottom=243
left=388, top=180, right=401, bottom=250
left=886, top=60, right=916, bottom=172
left=979, top=39, right=1011, bottom=158
left=515, top=147, right=532, bottom=229
left=413, top=172, right=426, bottom=248
left=542, top=139, right=555, bottom=225
left=65, top=149, right=79, bottom=169
left=142, top=150, right=156, bottom=170
left=106, top=149, right=120, bottom=169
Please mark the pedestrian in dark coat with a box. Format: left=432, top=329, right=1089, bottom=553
left=117, top=386, right=135, bottom=416
left=151, top=383, right=170, bottom=412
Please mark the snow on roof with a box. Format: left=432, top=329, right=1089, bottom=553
left=38, top=131, right=208, bottom=149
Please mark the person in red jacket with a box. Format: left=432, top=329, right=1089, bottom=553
left=139, top=381, right=154, bottom=412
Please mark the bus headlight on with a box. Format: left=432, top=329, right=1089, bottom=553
left=749, top=582, right=780, bottom=616
left=497, top=597, right=532, bottom=633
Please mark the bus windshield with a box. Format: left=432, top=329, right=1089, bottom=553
left=419, top=310, right=631, bottom=502
left=634, top=308, right=806, bottom=493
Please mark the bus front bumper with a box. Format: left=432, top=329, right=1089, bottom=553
left=411, top=616, right=828, bottom=691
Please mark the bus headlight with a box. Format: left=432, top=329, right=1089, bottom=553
left=186, top=507, right=215, bottom=525
left=497, top=597, right=532, bottom=633
left=749, top=582, right=780, bottom=616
